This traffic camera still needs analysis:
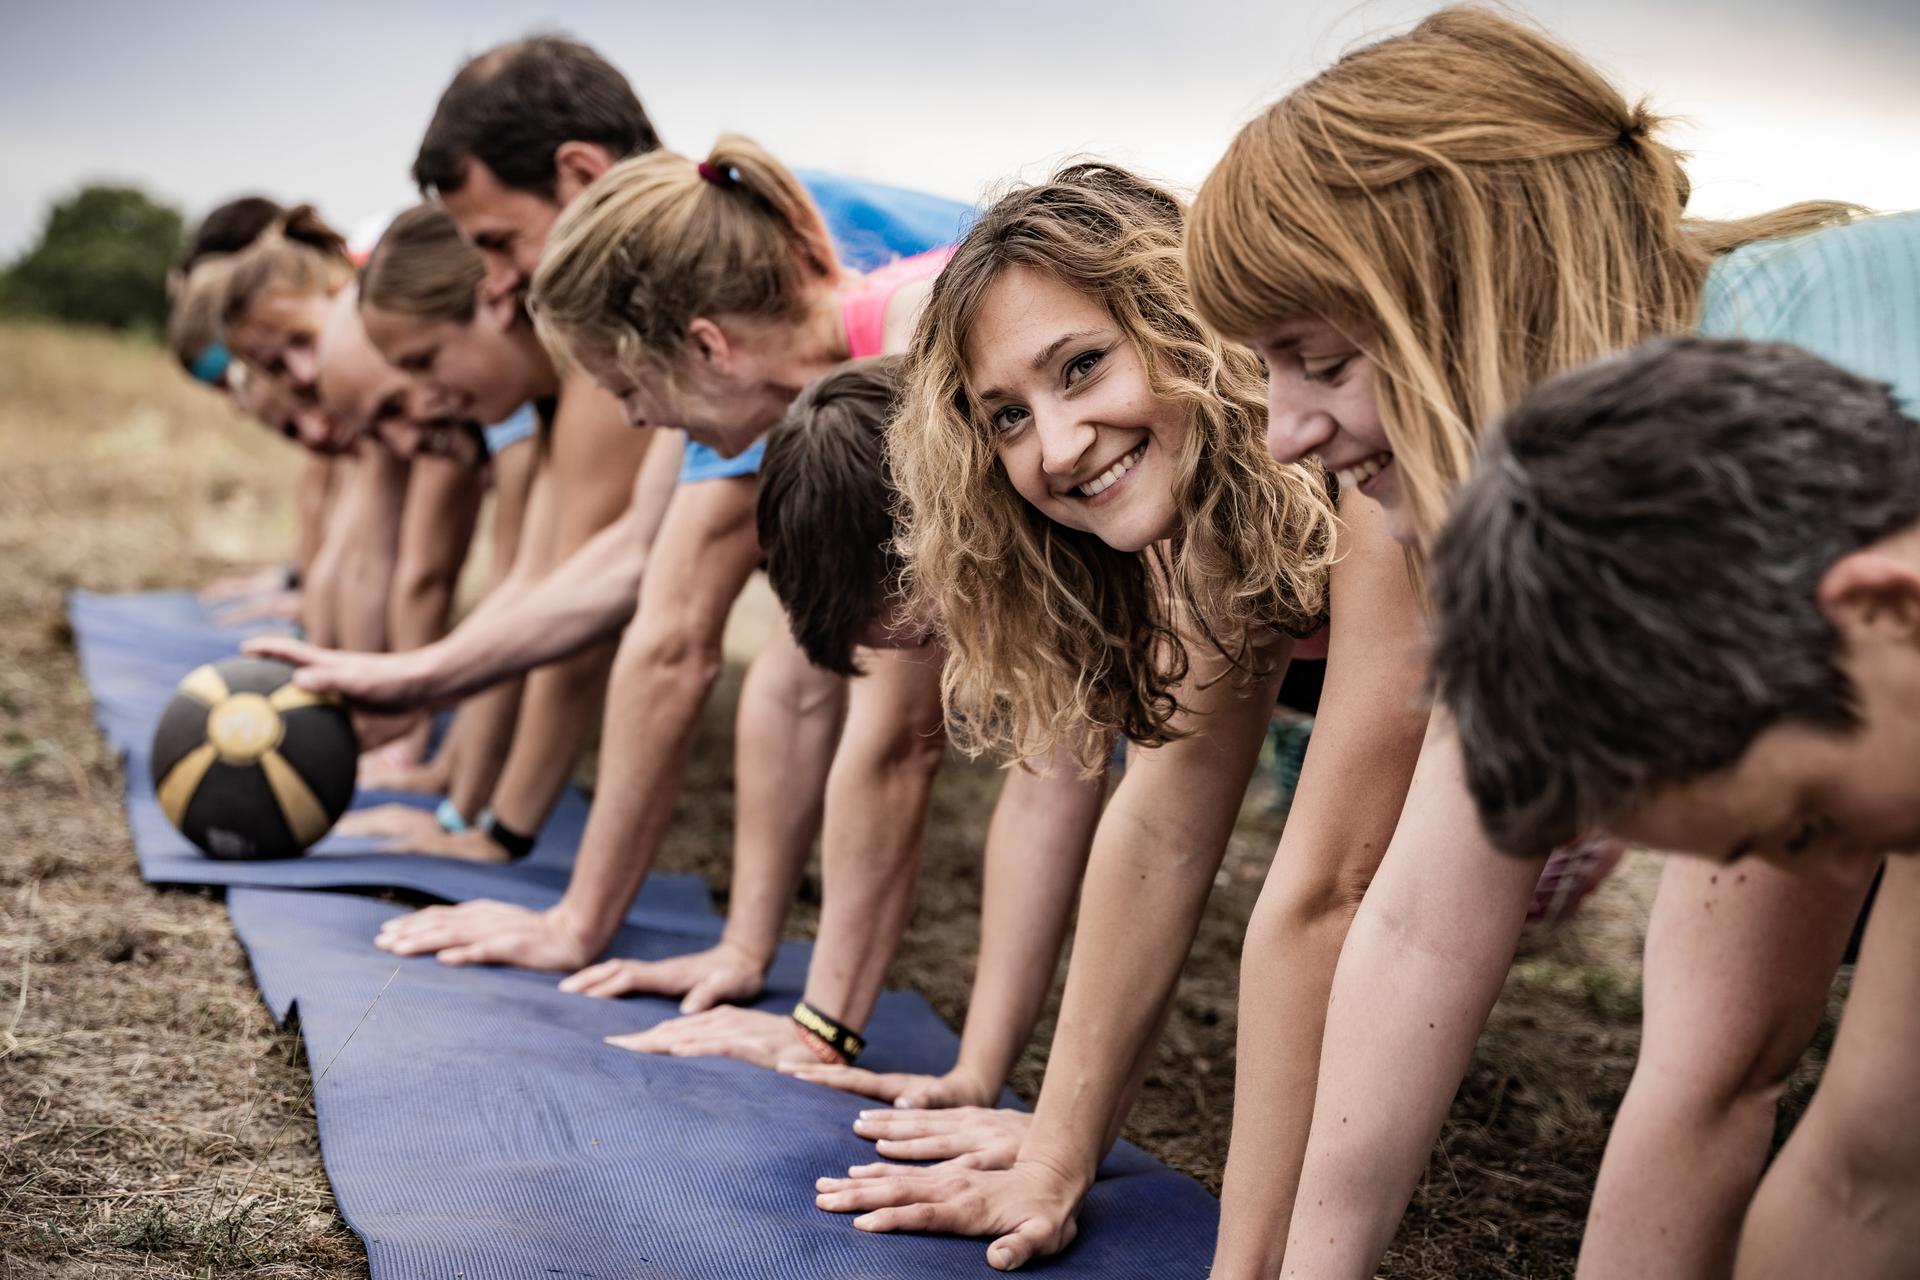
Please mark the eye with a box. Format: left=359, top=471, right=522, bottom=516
left=991, top=404, right=1030, bottom=434
left=1303, top=355, right=1353, bottom=385
left=1064, top=349, right=1105, bottom=384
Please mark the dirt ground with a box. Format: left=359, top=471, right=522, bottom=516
left=0, top=322, right=1840, bottom=1277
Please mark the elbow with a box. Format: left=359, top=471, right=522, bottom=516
left=632, top=620, right=726, bottom=695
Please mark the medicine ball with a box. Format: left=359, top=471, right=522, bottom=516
left=149, top=655, right=356, bottom=860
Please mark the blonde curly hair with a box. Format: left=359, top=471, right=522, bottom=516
left=892, top=163, right=1336, bottom=771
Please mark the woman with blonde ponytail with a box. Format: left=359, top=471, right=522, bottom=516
left=1185, top=8, right=1913, bottom=1276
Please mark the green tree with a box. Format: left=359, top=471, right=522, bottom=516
left=1, top=185, right=183, bottom=333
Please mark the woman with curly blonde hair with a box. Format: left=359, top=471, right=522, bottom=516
left=1184, top=7, right=1909, bottom=1276
left=811, top=162, right=1433, bottom=1272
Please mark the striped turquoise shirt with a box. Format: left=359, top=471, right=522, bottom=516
left=1698, top=209, right=1920, bottom=411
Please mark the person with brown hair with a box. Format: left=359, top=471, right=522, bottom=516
left=1183, top=8, right=1891, bottom=1275
left=493, top=134, right=957, bottom=1068
left=1432, top=335, right=1920, bottom=1279
left=805, top=162, right=1429, bottom=1272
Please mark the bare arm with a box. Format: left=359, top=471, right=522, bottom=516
left=294, top=452, right=336, bottom=581
left=1279, top=717, right=1542, bottom=1278
left=333, top=441, right=409, bottom=653
left=248, top=426, right=683, bottom=713
left=1212, top=495, right=1430, bottom=1279
left=387, top=454, right=482, bottom=652
left=799, top=640, right=950, bottom=1031
left=787, top=746, right=1105, bottom=1109
left=815, top=647, right=1288, bottom=1269
left=480, top=381, right=656, bottom=836
left=373, top=473, right=763, bottom=969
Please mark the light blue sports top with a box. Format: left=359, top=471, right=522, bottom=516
left=482, top=401, right=539, bottom=457
left=1698, top=209, right=1920, bottom=411
left=676, top=172, right=974, bottom=485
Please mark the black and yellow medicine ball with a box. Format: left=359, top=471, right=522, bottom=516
left=150, top=656, right=356, bottom=860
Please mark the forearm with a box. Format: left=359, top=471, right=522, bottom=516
left=800, top=677, right=947, bottom=1031
left=445, top=677, right=525, bottom=822
left=483, top=641, right=617, bottom=834
left=295, top=454, right=335, bottom=580
left=1283, top=838, right=1540, bottom=1276
left=554, top=631, right=725, bottom=950
left=388, top=462, right=480, bottom=652
left=952, top=757, right=1106, bottom=1097
left=1213, top=898, right=1362, bottom=1279
left=335, top=448, right=408, bottom=654
left=724, top=628, right=847, bottom=969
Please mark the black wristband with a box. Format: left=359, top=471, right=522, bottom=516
left=476, top=808, right=536, bottom=861
left=792, top=1000, right=865, bottom=1065
left=283, top=564, right=302, bottom=591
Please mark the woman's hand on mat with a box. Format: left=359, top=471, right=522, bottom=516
left=560, top=939, right=770, bottom=1013
left=777, top=1062, right=996, bottom=1111
left=814, top=1158, right=1087, bottom=1270
left=357, top=749, right=450, bottom=796
left=605, top=1007, right=816, bottom=1070
left=375, top=901, right=596, bottom=970
left=838, top=1105, right=1028, bottom=1171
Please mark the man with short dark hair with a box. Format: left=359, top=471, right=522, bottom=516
left=413, top=35, right=660, bottom=304
left=1431, top=335, right=1920, bottom=1276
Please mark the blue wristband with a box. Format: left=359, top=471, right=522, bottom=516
left=435, top=798, right=470, bottom=834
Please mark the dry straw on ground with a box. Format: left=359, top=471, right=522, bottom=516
left=0, top=322, right=1839, bottom=1277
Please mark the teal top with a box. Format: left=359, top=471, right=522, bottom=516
left=1698, top=209, right=1920, bottom=411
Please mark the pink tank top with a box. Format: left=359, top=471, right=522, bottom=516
left=840, top=247, right=955, bottom=359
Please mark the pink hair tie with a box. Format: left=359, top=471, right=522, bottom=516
left=696, top=161, right=731, bottom=188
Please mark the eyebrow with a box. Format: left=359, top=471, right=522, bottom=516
left=976, top=328, right=1108, bottom=404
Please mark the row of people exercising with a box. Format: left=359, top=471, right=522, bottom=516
left=171, top=7, right=1918, bottom=1276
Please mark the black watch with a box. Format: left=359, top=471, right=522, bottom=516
left=476, top=808, right=536, bottom=861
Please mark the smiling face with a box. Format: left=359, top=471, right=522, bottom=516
left=439, top=158, right=564, bottom=305
left=227, top=286, right=335, bottom=402
left=967, top=267, right=1186, bottom=553
left=1250, top=317, right=1409, bottom=543
left=565, top=329, right=783, bottom=458
left=361, top=296, right=548, bottom=428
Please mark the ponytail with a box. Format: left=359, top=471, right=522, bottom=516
left=219, top=205, right=353, bottom=328
left=530, top=133, right=840, bottom=375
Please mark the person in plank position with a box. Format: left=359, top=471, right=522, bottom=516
left=1430, top=334, right=1920, bottom=1279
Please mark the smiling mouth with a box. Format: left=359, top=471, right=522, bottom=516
left=1335, top=452, right=1392, bottom=491
left=1076, top=443, right=1147, bottom=498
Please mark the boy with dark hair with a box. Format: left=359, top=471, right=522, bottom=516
left=755, top=356, right=917, bottom=674
left=1430, top=334, right=1920, bottom=1275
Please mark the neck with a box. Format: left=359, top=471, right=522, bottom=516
left=509, top=323, right=562, bottom=400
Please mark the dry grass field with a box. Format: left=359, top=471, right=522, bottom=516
left=0, top=321, right=1840, bottom=1277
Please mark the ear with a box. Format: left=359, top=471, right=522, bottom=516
left=1816, top=549, right=1920, bottom=645
left=551, top=142, right=616, bottom=204
left=685, top=317, right=735, bottom=374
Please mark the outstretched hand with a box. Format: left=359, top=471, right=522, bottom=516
left=605, top=1006, right=816, bottom=1070
left=814, top=1158, right=1087, bottom=1271
left=560, top=939, right=770, bottom=1013
left=374, top=900, right=597, bottom=971
left=242, top=635, right=435, bottom=749
left=777, top=1061, right=995, bottom=1111
left=335, top=805, right=507, bottom=863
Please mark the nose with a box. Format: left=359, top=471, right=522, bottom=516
left=481, top=255, right=522, bottom=308
left=1265, top=389, right=1338, bottom=466
left=1035, top=413, right=1096, bottom=482
left=286, top=348, right=319, bottom=391
left=408, top=381, right=453, bottom=422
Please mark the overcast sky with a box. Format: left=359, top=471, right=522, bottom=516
left=4, top=0, right=1917, bottom=258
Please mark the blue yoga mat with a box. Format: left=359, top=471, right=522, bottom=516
left=799, top=170, right=974, bottom=272
left=229, top=887, right=1220, bottom=1278
left=69, top=589, right=714, bottom=923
